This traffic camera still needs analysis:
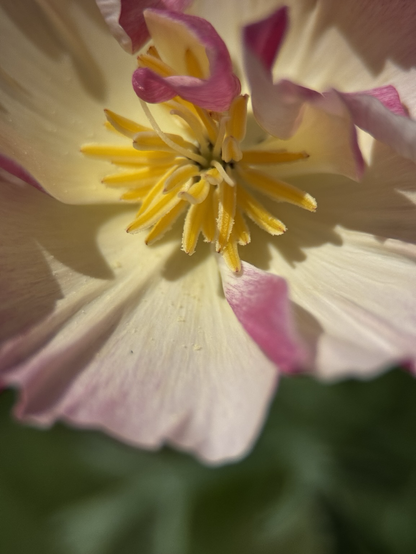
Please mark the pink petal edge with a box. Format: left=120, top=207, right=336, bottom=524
left=336, top=88, right=416, bottom=164
left=132, top=9, right=240, bottom=111
left=0, top=153, right=46, bottom=193
left=96, top=0, right=192, bottom=53
left=243, top=5, right=288, bottom=72
left=219, top=259, right=309, bottom=374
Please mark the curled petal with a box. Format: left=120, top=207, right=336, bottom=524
left=242, top=11, right=364, bottom=180
left=96, top=0, right=193, bottom=53
left=336, top=88, right=416, bottom=164
left=219, top=259, right=309, bottom=373
left=133, top=9, right=240, bottom=111
left=243, top=8, right=416, bottom=168
left=243, top=5, right=288, bottom=72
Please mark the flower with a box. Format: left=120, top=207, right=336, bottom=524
left=0, top=0, right=416, bottom=464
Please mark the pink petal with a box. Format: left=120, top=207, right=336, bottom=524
left=96, top=0, right=192, bottom=53
left=132, top=9, right=240, bottom=111
left=336, top=88, right=416, bottom=164
left=0, top=178, right=277, bottom=464
left=357, top=85, right=408, bottom=116
left=243, top=6, right=288, bottom=72
left=219, top=260, right=309, bottom=373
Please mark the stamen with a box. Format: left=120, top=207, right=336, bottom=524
left=136, top=166, right=179, bottom=217
left=140, top=100, right=208, bottom=166
left=233, top=209, right=251, bottom=245
left=134, top=131, right=195, bottom=152
left=211, top=161, right=235, bottom=186
left=163, top=163, right=200, bottom=193
left=222, top=136, right=242, bottom=163
left=120, top=186, right=153, bottom=201
left=145, top=200, right=187, bottom=244
left=226, top=94, right=248, bottom=142
left=137, top=48, right=175, bottom=77
left=103, top=166, right=171, bottom=188
left=81, top=144, right=177, bottom=165
left=105, top=109, right=149, bottom=138
left=128, top=186, right=184, bottom=232
left=201, top=188, right=218, bottom=243
left=169, top=105, right=210, bottom=156
left=178, top=177, right=210, bottom=204
left=182, top=201, right=207, bottom=254
left=222, top=239, right=241, bottom=273
left=212, top=115, right=230, bottom=159
left=216, top=181, right=237, bottom=252
left=237, top=186, right=286, bottom=235
left=205, top=167, right=221, bottom=186
left=193, top=105, right=218, bottom=144
left=237, top=166, right=317, bottom=211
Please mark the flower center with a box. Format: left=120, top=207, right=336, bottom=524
left=81, top=47, right=316, bottom=272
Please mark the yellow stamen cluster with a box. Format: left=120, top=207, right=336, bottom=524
left=82, top=47, right=316, bottom=272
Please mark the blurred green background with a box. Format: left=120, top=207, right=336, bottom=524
left=1, top=369, right=416, bottom=554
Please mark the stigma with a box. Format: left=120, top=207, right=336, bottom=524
left=82, top=47, right=316, bottom=273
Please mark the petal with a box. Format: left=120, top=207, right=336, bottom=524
left=132, top=9, right=240, bottom=111
left=96, top=0, right=192, bottom=54
left=336, top=88, right=416, bottom=164
left=0, top=179, right=277, bottom=463
left=250, top=99, right=365, bottom=181
left=242, top=52, right=364, bottom=179
left=242, top=8, right=416, bottom=177
left=0, top=0, right=140, bottom=204
left=219, top=259, right=309, bottom=373
left=243, top=6, right=288, bottom=72
left=0, top=153, right=46, bottom=193
left=258, top=141, right=416, bottom=378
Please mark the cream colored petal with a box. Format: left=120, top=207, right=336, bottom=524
left=0, top=180, right=277, bottom=463
left=0, top=0, right=141, bottom=204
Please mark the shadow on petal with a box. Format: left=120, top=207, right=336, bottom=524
left=0, top=181, right=127, bottom=343
left=1, top=0, right=107, bottom=101
left=304, top=0, right=416, bottom=73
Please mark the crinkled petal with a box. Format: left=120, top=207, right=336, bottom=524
left=0, top=0, right=139, bottom=204
left=96, top=0, right=192, bottom=53
left=0, top=180, right=277, bottom=463
left=132, top=9, right=240, bottom=111
left=219, top=259, right=309, bottom=373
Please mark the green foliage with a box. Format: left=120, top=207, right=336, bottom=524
left=1, top=369, right=416, bottom=554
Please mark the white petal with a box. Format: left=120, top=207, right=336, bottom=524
left=0, top=0, right=139, bottom=203
left=0, top=180, right=277, bottom=463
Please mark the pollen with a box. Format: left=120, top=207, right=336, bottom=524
left=81, top=47, right=315, bottom=273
